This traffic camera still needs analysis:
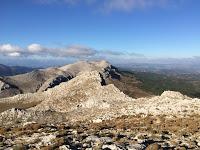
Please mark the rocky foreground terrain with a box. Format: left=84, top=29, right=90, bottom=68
left=0, top=61, right=200, bottom=149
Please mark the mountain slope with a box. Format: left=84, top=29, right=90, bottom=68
left=0, top=64, right=35, bottom=76
left=0, top=70, right=200, bottom=126
left=0, top=61, right=112, bottom=98
left=1, top=64, right=200, bottom=149
left=0, top=60, right=151, bottom=98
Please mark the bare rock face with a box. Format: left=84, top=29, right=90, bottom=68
left=38, top=75, right=72, bottom=92
left=0, top=79, right=21, bottom=98
left=0, top=108, right=29, bottom=124
left=31, top=71, right=129, bottom=113
left=0, top=70, right=130, bottom=125
left=161, top=90, right=187, bottom=99
left=1, top=68, right=200, bottom=126
left=133, top=92, right=200, bottom=116
left=0, top=80, right=10, bottom=90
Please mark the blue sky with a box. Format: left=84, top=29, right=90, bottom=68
left=0, top=0, right=200, bottom=66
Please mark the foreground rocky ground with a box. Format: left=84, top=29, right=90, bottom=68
left=1, top=114, right=200, bottom=150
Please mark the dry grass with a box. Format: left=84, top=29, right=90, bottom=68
left=87, top=114, right=200, bottom=136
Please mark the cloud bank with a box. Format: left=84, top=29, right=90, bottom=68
left=0, top=43, right=143, bottom=59
left=0, top=44, right=21, bottom=57
left=0, top=43, right=98, bottom=58
left=0, top=43, right=199, bottom=68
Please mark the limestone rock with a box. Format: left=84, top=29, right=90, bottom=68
left=145, top=143, right=161, bottom=150
left=1, top=65, right=200, bottom=125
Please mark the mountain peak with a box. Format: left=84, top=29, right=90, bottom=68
left=59, top=60, right=111, bottom=73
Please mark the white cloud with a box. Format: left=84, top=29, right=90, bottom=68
left=99, top=50, right=144, bottom=58
left=0, top=44, right=22, bottom=57
left=61, top=45, right=97, bottom=57
left=27, top=44, right=45, bottom=53
left=0, top=44, right=21, bottom=53
left=7, top=52, right=21, bottom=57
left=0, top=43, right=144, bottom=60
left=26, top=44, right=97, bottom=57
left=0, top=43, right=98, bottom=58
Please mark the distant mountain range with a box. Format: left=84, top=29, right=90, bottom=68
left=0, top=64, right=36, bottom=76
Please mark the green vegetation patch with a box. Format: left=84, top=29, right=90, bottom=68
left=121, top=71, right=200, bottom=98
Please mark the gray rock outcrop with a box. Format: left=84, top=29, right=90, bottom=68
left=1, top=70, right=200, bottom=125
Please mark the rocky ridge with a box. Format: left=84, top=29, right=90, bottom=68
left=1, top=61, right=200, bottom=149
left=0, top=60, right=119, bottom=98
left=1, top=70, right=200, bottom=125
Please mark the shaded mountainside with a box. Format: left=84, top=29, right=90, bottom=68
left=0, top=64, right=35, bottom=76
left=0, top=60, right=151, bottom=99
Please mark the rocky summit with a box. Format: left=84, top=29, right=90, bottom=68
left=0, top=61, right=200, bottom=149
left=0, top=60, right=120, bottom=98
